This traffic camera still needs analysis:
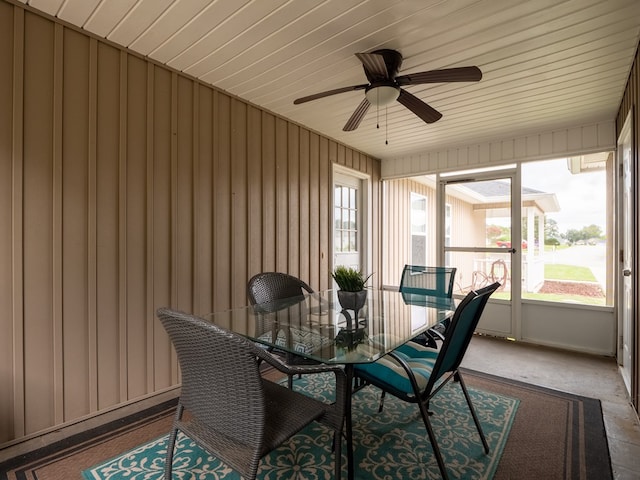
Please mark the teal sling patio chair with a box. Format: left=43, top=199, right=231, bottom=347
left=353, top=282, right=500, bottom=480
left=157, top=308, right=347, bottom=480
left=399, top=265, right=457, bottom=348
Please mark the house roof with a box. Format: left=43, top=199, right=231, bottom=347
left=458, top=180, right=560, bottom=213
left=18, top=0, right=640, bottom=162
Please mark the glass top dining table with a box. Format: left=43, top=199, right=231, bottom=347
left=208, top=288, right=455, bottom=365
left=206, top=288, right=456, bottom=480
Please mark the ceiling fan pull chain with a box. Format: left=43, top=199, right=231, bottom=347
left=376, top=89, right=380, bottom=129
left=385, top=106, right=389, bottom=145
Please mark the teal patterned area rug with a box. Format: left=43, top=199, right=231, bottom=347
left=82, top=373, right=518, bottom=480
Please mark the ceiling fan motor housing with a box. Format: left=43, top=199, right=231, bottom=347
left=368, top=49, right=403, bottom=80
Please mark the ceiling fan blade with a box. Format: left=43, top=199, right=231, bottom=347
left=343, top=98, right=371, bottom=131
left=356, top=52, right=388, bottom=81
left=396, top=66, right=482, bottom=86
left=397, top=89, right=442, bottom=124
left=294, top=84, right=368, bottom=104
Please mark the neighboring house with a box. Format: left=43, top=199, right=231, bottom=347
left=383, top=177, right=559, bottom=295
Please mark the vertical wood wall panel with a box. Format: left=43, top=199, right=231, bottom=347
left=213, top=92, right=231, bottom=312
left=87, top=37, right=98, bottom=413
left=0, top=0, right=16, bottom=440
left=145, top=62, right=155, bottom=394
left=176, top=76, right=194, bottom=313
left=319, top=137, right=330, bottom=291
left=52, top=23, right=63, bottom=426
left=95, top=42, right=120, bottom=410
left=246, top=105, right=262, bottom=279
left=230, top=98, right=247, bottom=308
left=298, top=130, right=310, bottom=284
left=309, top=133, right=320, bottom=289
left=261, top=112, right=276, bottom=274
left=195, top=85, right=214, bottom=317
left=151, top=66, right=173, bottom=389
left=23, top=11, right=55, bottom=435
left=0, top=1, right=380, bottom=445
left=287, top=124, right=300, bottom=278
left=117, top=50, right=128, bottom=403
left=275, top=118, right=288, bottom=273
left=62, top=27, right=90, bottom=422
left=125, top=55, right=148, bottom=400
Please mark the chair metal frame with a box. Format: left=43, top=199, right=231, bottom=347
left=399, top=264, right=457, bottom=298
left=354, top=282, right=500, bottom=480
left=157, top=307, right=346, bottom=480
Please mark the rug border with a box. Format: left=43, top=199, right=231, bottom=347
left=461, top=367, right=613, bottom=480
left=0, top=398, right=178, bottom=480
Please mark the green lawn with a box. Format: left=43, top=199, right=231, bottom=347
left=544, top=264, right=597, bottom=282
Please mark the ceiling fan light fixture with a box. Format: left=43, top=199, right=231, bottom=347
left=366, top=85, right=400, bottom=106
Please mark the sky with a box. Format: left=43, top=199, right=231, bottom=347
left=522, top=158, right=607, bottom=234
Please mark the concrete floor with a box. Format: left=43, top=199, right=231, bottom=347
left=463, top=335, right=640, bottom=480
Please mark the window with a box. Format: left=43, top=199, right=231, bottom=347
left=334, top=185, right=358, bottom=253
left=520, top=156, right=611, bottom=306
left=411, top=193, right=427, bottom=265
left=445, top=203, right=452, bottom=266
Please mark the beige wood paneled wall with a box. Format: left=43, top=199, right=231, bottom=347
left=0, top=2, right=380, bottom=444
left=616, top=39, right=639, bottom=412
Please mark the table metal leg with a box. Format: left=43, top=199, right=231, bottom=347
left=345, top=364, right=354, bottom=480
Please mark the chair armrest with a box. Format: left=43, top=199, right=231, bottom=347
left=256, top=346, right=342, bottom=377
left=256, top=347, right=347, bottom=429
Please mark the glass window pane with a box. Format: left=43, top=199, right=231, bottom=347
left=521, top=158, right=609, bottom=306
left=446, top=179, right=512, bottom=249
left=350, top=188, right=356, bottom=209
left=334, top=187, right=341, bottom=207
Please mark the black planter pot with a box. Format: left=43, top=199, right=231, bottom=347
left=337, top=289, right=368, bottom=312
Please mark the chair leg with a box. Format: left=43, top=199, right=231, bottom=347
left=457, top=372, right=490, bottom=454
left=377, top=391, right=386, bottom=413
left=164, top=404, right=184, bottom=480
left=416, top=399, right=449, bottom=480
left=333, top=428, right=343, bottom=479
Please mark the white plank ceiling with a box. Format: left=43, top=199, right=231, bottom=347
left=17, top=0, right=640, bottom=160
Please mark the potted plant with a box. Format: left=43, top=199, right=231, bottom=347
left=332, top=266, right=372, bottom=313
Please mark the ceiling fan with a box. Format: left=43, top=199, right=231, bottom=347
left=293, top=49, right=482, bottom=132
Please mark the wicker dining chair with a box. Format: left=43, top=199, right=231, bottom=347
left=247, top=271, right=314, bottom=305
left=247, top=272, right=320, bottom=388
left=157, top=308, right=346, bottom=480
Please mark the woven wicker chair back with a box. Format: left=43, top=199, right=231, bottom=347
left=247, top=272, right=313, bottom=305
left=157, top=309, right=265, bottom=449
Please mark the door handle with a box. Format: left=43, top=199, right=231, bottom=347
left=508, top=248, right=516, bottom=254
left=623, top=269, right=632, bottom=277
